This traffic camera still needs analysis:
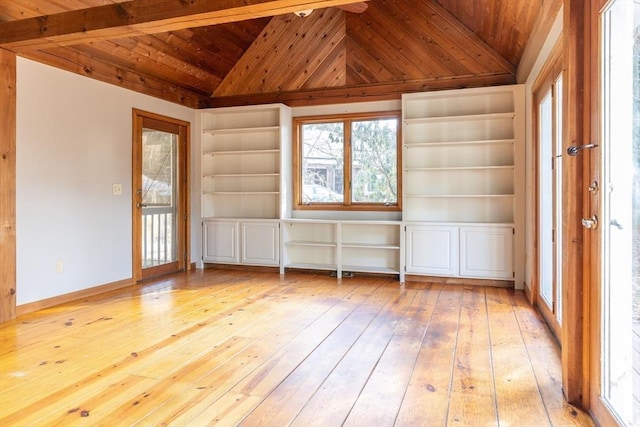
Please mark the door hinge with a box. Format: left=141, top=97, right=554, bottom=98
left=512, top=228, right=515, bottom=235
left=513, top=271, right=515, bottom=278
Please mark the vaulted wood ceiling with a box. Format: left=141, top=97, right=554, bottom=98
left=0, top=0, right=559, bottom=108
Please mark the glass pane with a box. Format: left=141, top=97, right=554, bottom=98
left=351, top=118, right=398, bottom=204
left=601, top=1, right=639, bottom=425
left=554, top=75, right=564, bottom=325
left=301, top=122, right=344, bottom=203
left=539, top=91, right=554, bottom=307
left=634, top=20, right=640, bottom=426
left=142, top=128, right=178, bottom=267
left=143, top=129, right=176, bottom=207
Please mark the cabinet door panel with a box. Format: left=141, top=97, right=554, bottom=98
left=460, top=226, right=513, bottom=279
left=406, top=225, right=459, bottom=276
left=241, top=222, right=279, bottom=266
left=203, top=221, right=239, bottom=263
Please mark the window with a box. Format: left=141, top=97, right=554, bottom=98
left=293, top=112, right=401, bottom=210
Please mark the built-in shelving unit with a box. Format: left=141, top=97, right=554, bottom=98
left=200, top=104, right=291, bottom=266
left=402, top=85, right=524, bottom=284
left=281, top=220, right=337, bottom=272
left=197, top=87, right=524, bottom=286
left=341, top=221, right=403, bottom=277
left=280, top=220, right=404, bottom=281
left=201, top=107, right=287, bottom=219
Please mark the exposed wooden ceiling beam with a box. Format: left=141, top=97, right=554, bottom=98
left=207, top=72, right=516, bottom=107
left=0, top=0, right=368, bottom=52
left=20, top=48, right=210, bottom=109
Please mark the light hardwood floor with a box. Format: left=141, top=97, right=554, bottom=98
left=0, top=269, right=594, bottom=426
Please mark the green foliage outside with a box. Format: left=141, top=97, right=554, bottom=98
left=351, top=119, right=398, bottom=203
left=301, top=118, right=398, bottom=204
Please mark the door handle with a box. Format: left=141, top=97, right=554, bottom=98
left=582, top=215, right=598, bottom=230
left=136, top=203, right=148, bottom=208
left=610, top=219, right=623, bottom=230
left=567, top=143, right=598, bottom=156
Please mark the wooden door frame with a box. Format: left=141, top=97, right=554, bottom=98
left=132, top=109, right=191, bottom=283
left=531, top=40, right=564, bottom=342
left=562, top=0, right=590, bottom=408
left=0, top=49, right=17, bottom=323
left=586, top=0, right=629, bottom=424
left=564, top=0, right=625, bottom=424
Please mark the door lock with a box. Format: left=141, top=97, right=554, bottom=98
left=581, top=215, right=598, bottom=230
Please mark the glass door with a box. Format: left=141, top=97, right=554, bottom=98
left=132, top=110, right=189, bottom=281
left=600, top=0, right=640, bottom=424
left=535, top=52, right=564, bottom=338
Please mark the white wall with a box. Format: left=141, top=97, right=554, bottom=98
left=16, top=58, right=198, bottom=305
left=522, top=7, right=563, bottom=293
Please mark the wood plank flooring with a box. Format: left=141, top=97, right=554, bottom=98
left=0, top=269, right=595, bottom=426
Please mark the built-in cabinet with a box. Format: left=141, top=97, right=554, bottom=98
left=402, top=85, right=524, bottom=283
left=199, top=86, right=524, bottom=286
left=405, top=224, right=459, bottom=276
left=203, top=220, right=280, bottom=266
left=459, top=225, right=514, bottom=279
left=405, top=224, right=514, bottom=279
left=202, top=220, right=239, bottom=264
left=200, top=104, right=290, bottom=267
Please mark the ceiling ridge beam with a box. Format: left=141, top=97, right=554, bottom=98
left=0, top=0, right=368, bottom=52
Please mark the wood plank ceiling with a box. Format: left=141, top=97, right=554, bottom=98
left=0, top=0, right=553, bottom=108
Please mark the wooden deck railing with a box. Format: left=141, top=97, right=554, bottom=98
left=142, top=206, right=174, bottom=267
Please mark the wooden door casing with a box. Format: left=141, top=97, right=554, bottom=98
left=132, top=109, right=190, bottom=282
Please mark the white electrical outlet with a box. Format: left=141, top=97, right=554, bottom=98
left=56, top=260, right=63, bottom=273
left=112, top=183, right=122, bottom=195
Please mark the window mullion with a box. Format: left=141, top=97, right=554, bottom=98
left=344, top=120, right=352, bottom=206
